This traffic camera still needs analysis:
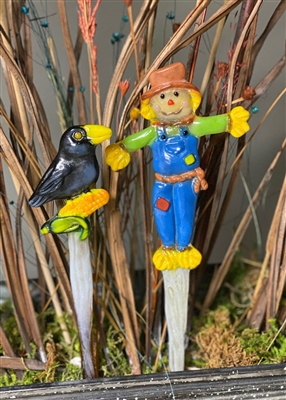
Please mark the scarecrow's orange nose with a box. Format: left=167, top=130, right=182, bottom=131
left=168, top=99, right=174, bottom=105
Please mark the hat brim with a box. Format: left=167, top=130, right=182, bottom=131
left=141, top=81, right=200, bottom=100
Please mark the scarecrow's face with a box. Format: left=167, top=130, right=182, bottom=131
left=150, top=88, right=193, bottom=123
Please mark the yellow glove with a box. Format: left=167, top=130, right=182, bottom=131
left=105, top=142, right=131, bottom=171
left=228, top=106, right=250, bottom=138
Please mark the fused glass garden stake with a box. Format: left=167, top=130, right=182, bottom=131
left=29, top=124, right=112, bottom=378
left=106, top=62, right=250, bottom=371
left=163, top=268, right=190, bottom=370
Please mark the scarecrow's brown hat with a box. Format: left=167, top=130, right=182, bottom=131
left=141, top=62, right=200, bottom=100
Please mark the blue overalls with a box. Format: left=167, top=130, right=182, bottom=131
left=151, top=126, right=200, bottom=250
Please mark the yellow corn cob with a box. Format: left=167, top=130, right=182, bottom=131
left=58, top=188, right=109, bottom=218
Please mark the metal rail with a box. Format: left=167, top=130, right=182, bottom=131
left=1, top=363, right=285, bottom=399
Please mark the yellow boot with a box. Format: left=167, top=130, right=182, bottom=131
left=153, top=245, right=202, bottom=271
left=178, top=246, right=202, bottom=269
left=153, top=246, right=175, bottom=271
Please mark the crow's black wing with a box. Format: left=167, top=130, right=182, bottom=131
left=29, top=158, right=73, bottom=206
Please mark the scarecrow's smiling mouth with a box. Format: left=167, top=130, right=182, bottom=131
left=160, top=106, right=184, bottom=116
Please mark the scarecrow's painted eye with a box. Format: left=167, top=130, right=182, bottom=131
left=174, top=91, right=179, bottom=97
left=73, top=131, right=83, bottom=140
left=160, top=93, right=165, bottom=99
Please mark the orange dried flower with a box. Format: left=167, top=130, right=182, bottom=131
left=217, top=62, right=229, bottom=79
left=77, top=0, right=101, bottom=43
left=123, top=0, right=133, bottom=6
left=91, top=44, right=98, bottom=93
left=118, top=80, right=130, bottom=96
left=242, top=86, right=256, bottom=100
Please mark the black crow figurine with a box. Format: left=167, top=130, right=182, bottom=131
left=29, top=124, right=112, bottom=207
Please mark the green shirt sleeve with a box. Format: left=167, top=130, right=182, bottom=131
left=122, top=126, right=157, bottom=152
left=191, top=114, right=230, bottom=137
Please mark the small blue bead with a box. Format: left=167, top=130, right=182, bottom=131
left=41, top=20, right=49, bottom=28
left=9, top=200, right=14, bottom=205
left=46, top=62, right=51, bottom=69
left=111, top=39, right=115, bottom=44
left=251, top=106, right=259, bottom=114
left=122, top=15, right=129, bottom=22
left=21, top=6, right=29, bottom=14
left=112, top=32, right=124, bottom=42
left=79, top=86, right=85, bottom=92
left=69, top=87, right=74, bottom=92
left=166, top=11, right=175, bottom=20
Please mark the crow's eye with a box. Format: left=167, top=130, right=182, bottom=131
left=160, top=93, right=165, bottom=99
left=73, top=131, right=83, bottom=140
left=182, top=130, right=188, bottom=136
left=174, top=91, right=179, bottom=97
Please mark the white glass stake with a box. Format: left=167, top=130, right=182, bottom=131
left=69, top=232, right=94, bottom=378
left=163, top=268, right=190, bottom=371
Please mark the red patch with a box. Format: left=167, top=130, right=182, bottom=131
left=156, top=197, right=170, bottom=211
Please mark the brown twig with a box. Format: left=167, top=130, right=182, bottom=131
left=187, top=7, right=207, bottom=83
left=0, top=127, right=74, bottom=312
left=126, top=2, right=140, bottom=82
left=77, top=0, right=102, bottom=124
left=227, top=0, right=263, bottom=111
left=265, top=177, right=286, bottom=329
left=250, top=0, right=285, bottom=75
left=153, top=320, right=167, bottom=372
left=57, top=0, right=87, bottom=124
left=202, top=8, right=258, bottom=265
left=202, top=138, right=286, bottom=311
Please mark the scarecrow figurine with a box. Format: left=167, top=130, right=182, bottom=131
left=106, top=62, right=250, bottom=271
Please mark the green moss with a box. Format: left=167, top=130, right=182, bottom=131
left=0, top=300, right=82, bottom=386
left=100, top=325, right=131, bottom=377
left=189, top=249, right=285, bottom=366
left=1, top=249, right=285, bottom=386
left=0, top=363, right=83, bottom=387
left=240, top=320, right=286, bottom=364
left=0, top=372, right=18, bottom=387
left=189, top=308, right=286, bottom=368
left=59, top=363, right=83, bottom=381
left=0, top=299, right=24, bottom=354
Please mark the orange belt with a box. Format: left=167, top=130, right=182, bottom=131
left=155, top=167, right=208, bottom=193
